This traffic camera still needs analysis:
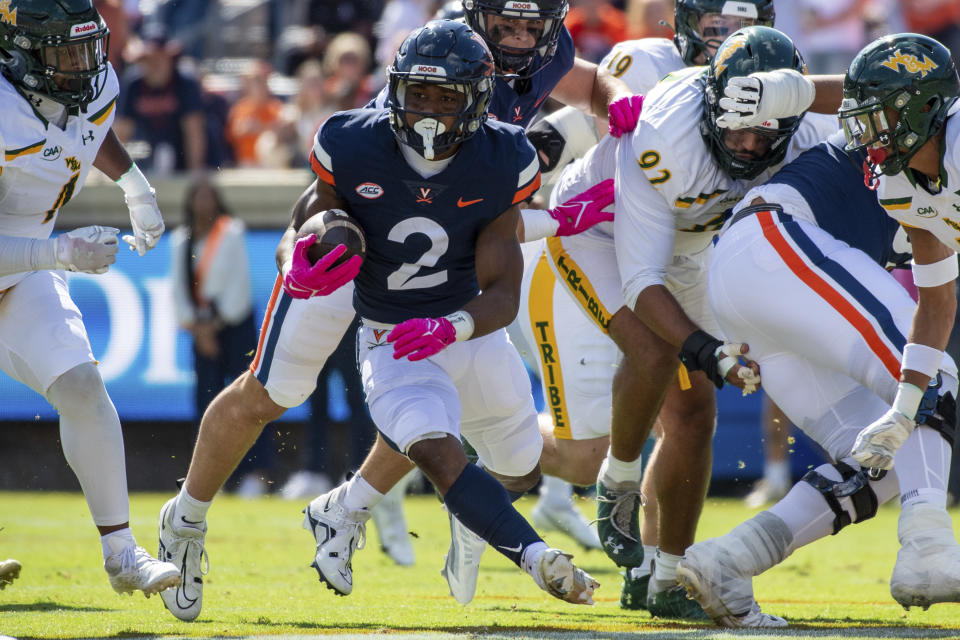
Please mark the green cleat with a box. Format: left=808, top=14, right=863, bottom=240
left=595, top=478, right=644, bottom=567
left=619, top=566, right=649, bottom=610
left=647, top=582, right=710, bottom=620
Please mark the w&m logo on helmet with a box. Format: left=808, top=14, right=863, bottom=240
left=711, top=37, right=747, bottom=76
left=881, top=50, right=939, bottom=78
left=0, top=0, right=16, bottom=26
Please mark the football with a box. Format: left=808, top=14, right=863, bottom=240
left=296, top=208, right=367, bottom=266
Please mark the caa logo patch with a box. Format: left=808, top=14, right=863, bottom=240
left=356, top=182, right=384, bottom=199
left=42, top=145, right=62, bottom=161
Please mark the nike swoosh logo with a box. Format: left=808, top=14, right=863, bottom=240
left=457, top=197, right=484, bottom=208
left=498, top=543, right=523, bottom=553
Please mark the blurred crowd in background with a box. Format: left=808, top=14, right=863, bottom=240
left=106, top=0, right=960, bottom=176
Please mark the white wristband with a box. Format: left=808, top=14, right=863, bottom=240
left=893, top=381, right=924, bottom=420
left=911, top=254, right=958, bottom=288
left=520, top=208, right=560, bottom=242
left=444, top=310, right=475, bottom=342
left=116, top=163, right=153, bottom=198
left=901, top=342, right=944, bottom=379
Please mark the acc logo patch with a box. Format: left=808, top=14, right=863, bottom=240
left=355, top=182, right=383, bottom=199
left=881, top=50, right=939, bottom=78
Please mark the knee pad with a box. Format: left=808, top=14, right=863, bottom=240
left=916, top=373, right=957, bottom=447
left=801, top=461, right=880, bottom=534
left=46, top=362, right=109, bottom=413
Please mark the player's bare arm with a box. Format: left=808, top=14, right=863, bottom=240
left=550, top=58, right=631, bottom=121
left=92, top=129, right=135, bottom=179
left=903, top=226, right=958, bottom=390
left=467, top=204, right=524, bottom=338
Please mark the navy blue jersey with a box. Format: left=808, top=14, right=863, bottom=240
left=487, top=28, right=576, bottom=129
left=767, top=131, right=901, bottom=267
left=311, top=109, right=541, bottom=323
left=368, top=27, right=575, bottom=129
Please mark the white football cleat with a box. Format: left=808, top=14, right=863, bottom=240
left=0, top=558, right=21, bottom=589
left=530, top=548, right=599, bottom=605
left=105, top=544, right=181, bottom=598
left=441, top=509, right=487, bottom=604
left=370, top=482, right=414, bottom=566
left=676, top=539, right=785, bottom=628
left=158, top=497, right=208, bottom=620
left=531, top=496, right=602, bottom=550
left=303, top=487, right=370, bottom=596
left=891, top=502, right=960, bottom=610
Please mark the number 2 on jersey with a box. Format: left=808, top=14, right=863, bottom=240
left=386, top=216, right=450, bottom=290
left=44, top=171, right=80, bottom=224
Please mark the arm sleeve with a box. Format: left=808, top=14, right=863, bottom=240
left=614, top=128, right=680, bottom=311
left=169, top=229, right=196, bottom=327
left=0, top=235, right=58, bottom=276
left=203, top=222, right=253, bottom=325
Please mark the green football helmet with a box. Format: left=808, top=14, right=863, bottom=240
left=701, top=25, right=807, bottom=180
left=674, top=0, right=774, bottom=66
left=0, top=0, right=110, bottom=112
left=839, top=33, right=959, bottom=182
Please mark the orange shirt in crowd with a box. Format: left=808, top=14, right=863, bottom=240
left=226, top=97, right=285, bottom=166
left=565, top=4, right=628, bottom=61
left=900, top=0, right=960, bottom=34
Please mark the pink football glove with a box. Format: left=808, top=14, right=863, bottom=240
left=607, top=94, right=644, bottom=138
left=388, top=317, right=457, bottom=361
left=282, top=235, right=362, bottom=299
left=548, top=178, right=615, bottom=237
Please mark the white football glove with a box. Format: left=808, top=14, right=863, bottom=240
left=716, top=342, right=762, bottom=396
left=850, top=408, right=916, bottom=471
left=716, top=69, right=816, bottom=130
left=122, top=189, right=165, bottom=255
left=55, top=226, right=120, bottom=274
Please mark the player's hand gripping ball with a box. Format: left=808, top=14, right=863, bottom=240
left=297, top=208, right=367, bottom=266
left=283, top=209, right=366, bottom=299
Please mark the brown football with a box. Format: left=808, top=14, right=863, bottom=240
left=296, top=209, right=367, bottom=266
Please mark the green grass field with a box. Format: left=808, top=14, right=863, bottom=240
left=1, top=491, right=959, bottom=639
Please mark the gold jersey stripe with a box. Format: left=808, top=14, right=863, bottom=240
left=89, top=95, right=118, bottom=126
left=5, top=140, right=45, bottom=160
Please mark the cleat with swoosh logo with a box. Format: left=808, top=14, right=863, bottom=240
left=303, top=486, right=370, bottom=596
left=158, top=497, right=208, bottom=620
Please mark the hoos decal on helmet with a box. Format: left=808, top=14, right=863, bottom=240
left=701, top=25, right=806, bottom=180
left=673, top=0, right=774, bottom=66
left=0, top=0, right=110, bottom=112
left=839, top=33, right=959, bottom=187
left=462, top=0, right=567, bottom=79
left=388, top=20, right=495, bottom=160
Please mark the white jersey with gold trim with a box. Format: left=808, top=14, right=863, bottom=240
left=0, top=64, right=120, bottom=283
left=549, top=39, right=688, bottom=237
left=876, top=111, right=960, bottom=251
left=615, top=66, right=838, bottom=310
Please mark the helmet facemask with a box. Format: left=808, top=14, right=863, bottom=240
left=701, top=25, right=805, bottom=180
left=464, top=0, right=568, bottom=79
left=0, top=16, right=109, bottom=112
left=389, top=76, right=486, bottom=159
left=674, top=1, right=774, bottom=65
left=839, top=33, right=960, bottom=186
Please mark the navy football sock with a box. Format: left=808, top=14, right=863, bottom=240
left=444, top=463, right=541, bottom=566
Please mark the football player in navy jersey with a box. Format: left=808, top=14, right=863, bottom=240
left=156, top=21, right=600, bottom=620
